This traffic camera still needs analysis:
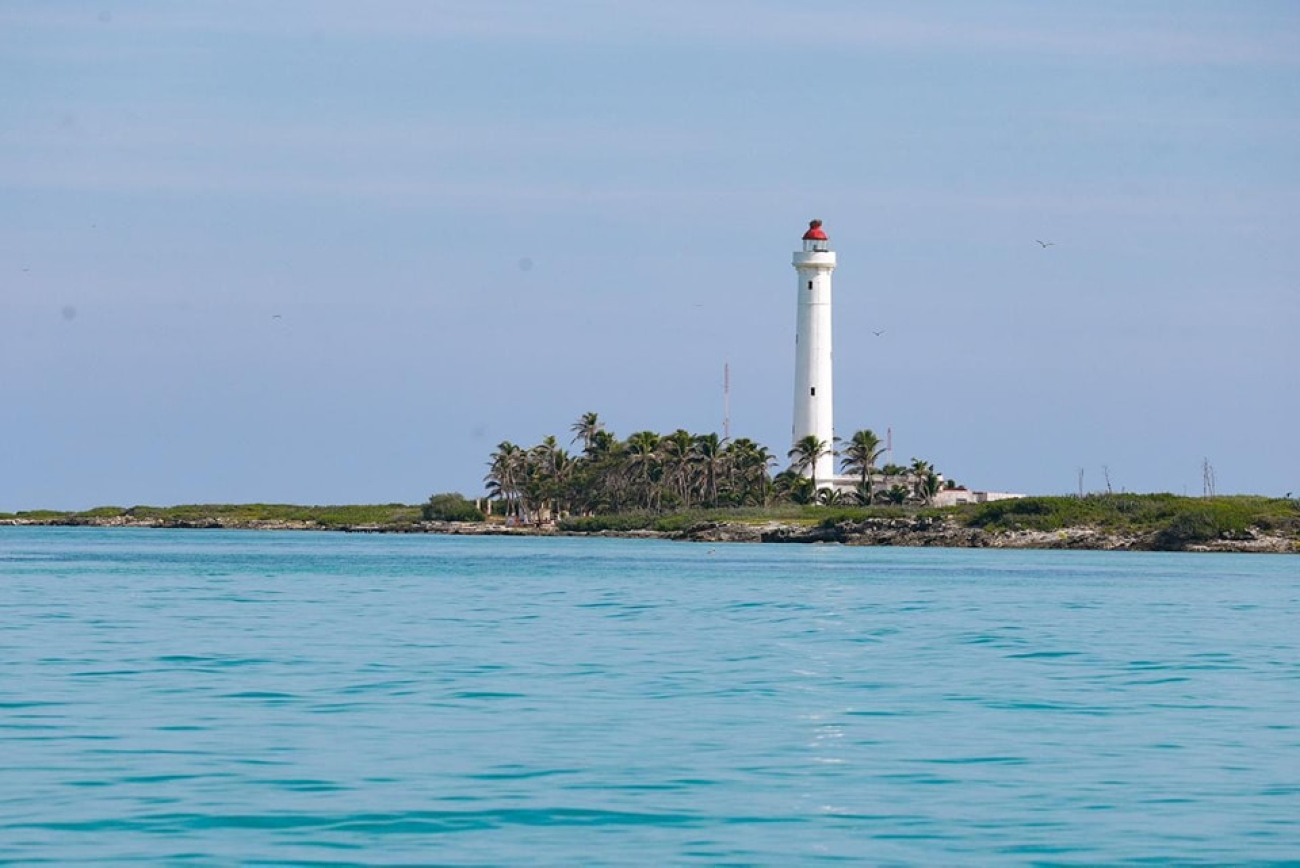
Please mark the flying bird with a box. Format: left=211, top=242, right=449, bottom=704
left=1036, top=239, right=1055, bottom=248
left=872, top=329, right=885, bottom=337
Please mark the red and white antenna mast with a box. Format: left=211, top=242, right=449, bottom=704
left=723, top=362, right=731, bottom=441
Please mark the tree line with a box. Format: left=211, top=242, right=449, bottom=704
left=483, top=412, right=950, bottom=523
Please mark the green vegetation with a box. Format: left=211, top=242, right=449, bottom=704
left=555, top=495, right=1299, bottom=551
left=1, top=503, right=422, bottom=528
left=487, top=413, right=931, bottom=522
left=2, top=509, right=67, bottom=521
left=962, top=494, right=1300, bottom=548
left=557, top=505, right=818, bottom=534
left=5, top=407, right=1295, bottom=553
left=422, top=493, right=485, bottom=522
left=128, top=503, right=423, bottom=527
left=4, top=494, right=1296, bottom=552
left=557, top=503, right=943, bottom=534
left=82, top=506, right=128, bottom=518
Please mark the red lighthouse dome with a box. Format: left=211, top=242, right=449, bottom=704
left=802, top=219, right=828, bottom=241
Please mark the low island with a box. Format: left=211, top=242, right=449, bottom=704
left=3, top=494, right=1298, bottom=554
left=7, top=416, right=1296, bottom=553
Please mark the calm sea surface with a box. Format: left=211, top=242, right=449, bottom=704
left=1, top=528, right=1297, bottom=866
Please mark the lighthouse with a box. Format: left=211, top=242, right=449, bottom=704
left=791, top=219, right=837, bottom=486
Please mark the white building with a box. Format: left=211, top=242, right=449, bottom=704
left=791, top=219, right=837, bottom=484
left=930, top=488, right=1025, bottom=507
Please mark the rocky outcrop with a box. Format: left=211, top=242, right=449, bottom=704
left=672, top=521, right=781, bottom=543
left=1182, top=531, right=1299, bottom=554
left=673, top=516, right=986, bottom=546
left=666, top=516, right=1297, bottom=552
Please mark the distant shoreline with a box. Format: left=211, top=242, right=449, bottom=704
left=3, top=512, right=1297, bottom=554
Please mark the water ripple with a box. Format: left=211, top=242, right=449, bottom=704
left=1, top=529, right=1297, bottom=864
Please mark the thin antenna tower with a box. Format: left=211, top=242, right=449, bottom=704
left=723, top=362, right=731, bottom=441
left=886, top=427, right=893, bottom=466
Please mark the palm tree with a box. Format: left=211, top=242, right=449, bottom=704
left=908, top=457, right=935, bottom=502
left=917, top=470, right=942, bottom=506
left=539, top=442, right=578, bottom=519
left=485, top=420, right=944, bottom=518
left=586, top=428, right=617, bottom=458
left=882, top=484, right=909, bottom=505
left=877, top=463, right=905, bottom=499
left=850, top=483, right=874, bottom=506
left=570, top=412, right=604, bottom=453
left=563, top=425, right=624, bottom=516
left=750, top=443, right=777, bottom=506
left=817, top=487, right=845, bottom=506
left=770, top=468, right=812, bottom=504
left=660, top=429, right=697, bottom=508
left=840, top=429, right=884, bottom=500
left=788, top=435, right=831, bottom=492
left=693, top=432, right=725, bottom=507
left=577, top=433, right=627, bottom=515
left=623, top=430, right=662, bottom=510
left=790, top=475, right=817, bottom=505
left=484, top=441, right=527, bottom=522
left=532, top=435, right=560, bottom=473
left=726, top=438, right=775, bottom=506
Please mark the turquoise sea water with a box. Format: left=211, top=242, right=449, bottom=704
left=1, top=528, right=1297, bottom=865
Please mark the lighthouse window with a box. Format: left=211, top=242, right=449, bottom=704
left=810, top=387, right=816, bottom=396
left=807, top=280, right=813, bottom=290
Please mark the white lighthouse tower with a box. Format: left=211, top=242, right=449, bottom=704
left=791, top=219, right=837, bottom=486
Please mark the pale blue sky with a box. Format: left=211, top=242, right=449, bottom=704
left=3, top=1, right=1297, bottom=510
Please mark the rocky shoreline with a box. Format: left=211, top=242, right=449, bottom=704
left=4, top=514, right=1296, bottom=553
left=670, top=517, right=1298, bottom=553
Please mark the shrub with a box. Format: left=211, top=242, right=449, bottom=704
left=653, top=513, right=699, bottom=533
left=422, top=493, right=485, bottom=522
left=965, top=497, right=1064, bottom=531
left=558, top=513, right=659, bottom=533
left=83, top=506, right=126, bottom=518
left=1153, top=509, right=1221, bottom=548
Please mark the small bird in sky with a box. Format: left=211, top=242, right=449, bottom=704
left=872, top=329, right=885, bottom=337
left=1036, top=239, right=1055, bottom=248
left=271, top=314, right=282, bottom=319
